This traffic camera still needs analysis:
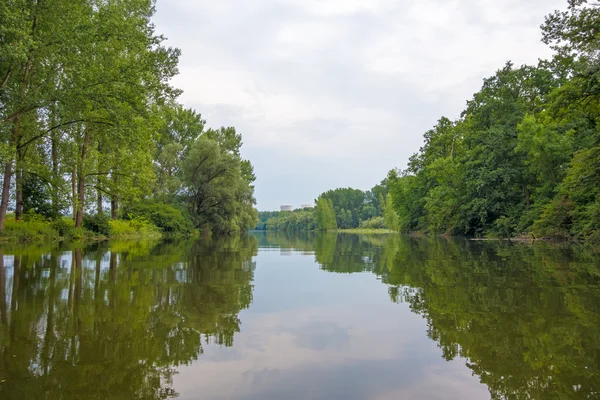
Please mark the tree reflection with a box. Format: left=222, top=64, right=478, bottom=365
left=0, top=236, right=258, bottom=399
left=302, top=233, right=600, bottom=400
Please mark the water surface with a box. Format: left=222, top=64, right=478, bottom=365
left=0, top=233, right=599, bottom=399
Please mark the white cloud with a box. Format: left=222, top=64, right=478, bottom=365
left=153, top=0, right=567, bottom=209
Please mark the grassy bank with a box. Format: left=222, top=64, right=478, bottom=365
left=338, top=228, right=394, bottom=234
left=0, top=203, right=198, bottom=244
left=0, top=215, right=164, bottom=244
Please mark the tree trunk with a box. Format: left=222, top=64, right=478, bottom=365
left=75, top=127, right=91, bottom=228
left=0, top=162, right=13, bottom=232
left=0, top=248, right=7, bottom=325
left=72, top=165, right=77, bottom=221
left=111, top=151, right=119, bottom=219
left=51, top=131, right=59, bottom=216
left=75, top=170, right=85, bottom=228
left=15, top=156, right=23, bottom=220
left=97, top=142, right=103, bottom=215
left=97, top=181, right=102, bottom=215
left=111, top=194, right=118, bottom=219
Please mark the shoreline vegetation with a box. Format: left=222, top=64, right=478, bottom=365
left=257, top=1, right=600, bottom=245
left=2, top=1, right=598, bottom=246
left=0, top=1, right=258, bottom=243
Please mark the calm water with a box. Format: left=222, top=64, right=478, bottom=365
left=0, top=233, right=599, bottom=399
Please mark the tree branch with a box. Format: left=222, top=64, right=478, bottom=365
left=85, top=184, right=115, bottom=197
left=0, top=68, right=12, bottom=89
left=6, top=105, right=41, bottom=122
left=85, top=171, right=128, bottom=178
left=17, top=119, right=114, bottom=150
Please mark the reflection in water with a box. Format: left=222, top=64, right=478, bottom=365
left=261, top=232, right=600, bottom=399
left=1, top=233, right=599, bottom=399
left=0, top=237, right=257, bottom=399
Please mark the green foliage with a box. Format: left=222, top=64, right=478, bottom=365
left=83, top=213, right=111, bottom=236
left=123, top=202, right=193, bottom=235
left=382, top=1, right=600, bottom=242
left=50, top=217, right=76, bottom=238
left=315, top=197, right=337, bottom=231
left=266, top=209, right=316, bottom=231
left=181, top=135, right=257, bottom=234
left=255, top=211, right=282, bottom=230
left=109, top=218, right=161, bottom=239
left=534, top=197, right=575, bottom=238
left=0, top=0, right=256, bottom=238
left=22, top=175, right=58, bottom=219
left=359, top=216, right=386, bottom=230
left=318, top=185, right=387, bottom=229
left=382, top=193, right=400, bottom=231
left=1, top=218, right=58, bottom=243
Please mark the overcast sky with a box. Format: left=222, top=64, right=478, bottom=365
left=152, top=0, right=566, bottom=211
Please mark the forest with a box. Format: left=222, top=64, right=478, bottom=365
left=0, top=0, right=257, bottom=241
left=255, top=184, right=398, bottom=232
left=260, top=0, right=600, bottom=241
left=387, top=0, right=600, bottom=240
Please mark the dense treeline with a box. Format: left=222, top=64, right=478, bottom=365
left=387, top=0, right=600, bottom=240
left=255, top=183, right=394, bottom=231
left=0, top=0, right=257, bottom=240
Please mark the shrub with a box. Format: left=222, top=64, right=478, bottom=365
left=51, top=217, right=76, bottom=238
left=3, top=218, right=58, bottom=243
left=359, top=216, right=387, bottom=230
left=109, top=217, right=161, bottom=238
left=83, top=213, right=111, bottom=236
left=122, top=202, right=193, bottom=234
left=533, top=197, right=574, bottom=239
left=489, top=216, right=516, bottom=239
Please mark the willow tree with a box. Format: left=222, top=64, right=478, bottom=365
left=181, top=133, right=257, bottom=234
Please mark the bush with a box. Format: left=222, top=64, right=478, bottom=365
left=359, top=216, right=387, bottom=230
left=3, top=218, right=58, bottom=243
left=83, top=213, right=111, bottom=236
left=489, top=216, right=516, bottom=239
left=109, top=217, right=161, bottom=238
left=122, top=202, right=193, bottom=234
left=533, top=197, right=574, bottom=239
left=51, top=217, right=76, bottom=238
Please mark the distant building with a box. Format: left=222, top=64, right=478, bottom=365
left=280, top=205, right=293, bottom=212
left=301, top=204, right=315, bottom=209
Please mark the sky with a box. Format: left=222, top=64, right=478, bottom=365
left=152, top=0, right=567, bottom=211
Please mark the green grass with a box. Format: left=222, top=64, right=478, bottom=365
left=1, top=218, right=59, bottom=243
left=338, top=228, right=395, bottom=234
left=0, top=215, right=162, bottom=243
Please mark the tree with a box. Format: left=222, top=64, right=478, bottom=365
left=382, top=193, right=400, bottom=231
left=181, top=135, right=257, bottom=234
left=315, top=197, right=337, bottom=231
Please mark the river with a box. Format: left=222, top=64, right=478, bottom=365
left=0, top=232, right=598, bottom=399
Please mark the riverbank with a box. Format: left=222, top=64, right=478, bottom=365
left=0, top=216, right=165, bottom=244
left=338, top=228, right=394, bottom=234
